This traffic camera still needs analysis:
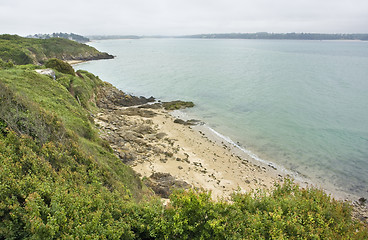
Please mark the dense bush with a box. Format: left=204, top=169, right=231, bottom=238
left=0, top=59, right=15, bottom=69
left=128, top=183, right=368, bottom=239
left=45, top=58, right=75, bottom=75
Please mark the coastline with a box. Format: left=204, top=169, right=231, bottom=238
left=94, top=104, right=283, bottom=199
left=91, top=82, right=367, bottom=222
left=92, top=84, right=284, bottom=199
left=66, top=60, right=86, bottom=65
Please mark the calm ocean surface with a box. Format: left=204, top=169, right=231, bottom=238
left=76, top=39, right=368, bottom=199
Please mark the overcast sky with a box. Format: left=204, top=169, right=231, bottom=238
left=1, top=0, right=367, bottom=36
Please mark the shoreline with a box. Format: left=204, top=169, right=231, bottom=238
left=67, top=60, right=91, bottom=66
left=71, top=55, right=368, bottom=221
left=95, top=106, right=283, bottom=199
left=91, top=88, right=339, bottom=198
left=92, top=85, right=284, bottom=199
left=169, top=110, right=363, bottom=202
left=92, top=83, right=367, bottom=222
left=66, top=60, right=86, bottom=65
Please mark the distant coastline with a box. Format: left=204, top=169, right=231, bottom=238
left=87, top=32, right=368, bottom=41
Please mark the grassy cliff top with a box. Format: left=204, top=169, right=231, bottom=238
left=0, top=34, right=113, bottom=65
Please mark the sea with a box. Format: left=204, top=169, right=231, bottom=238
left=75, top=38, right=368, bottom=199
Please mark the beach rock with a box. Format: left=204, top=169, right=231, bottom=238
left=120, top=108, right=157, bottom=118
left=116, top=150, right=136, bottom=163
left=97, top=115, right=109, bottom=122
left=173, top=119, right=186, bottom=125
left=155, top=132, right=167, bottom=140
left=359, top=197, right=367, bottom=205
left=165, top=152, right=174, bottom=157
left=134, top=125, right=155, bottom=134
left=122, top=132, right=137, bottom=142
left=173, top=118, right=203, bottom=126
left=97, top=84, right=155, bottom=109
left=139, top=103, right=163, bottom=109
left=144, top=172, right=191, bottom=198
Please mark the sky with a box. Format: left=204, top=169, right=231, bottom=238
left=1, top=0, right=367, bottom=36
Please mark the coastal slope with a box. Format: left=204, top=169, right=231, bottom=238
left=0, top=34, right=113, bottom=65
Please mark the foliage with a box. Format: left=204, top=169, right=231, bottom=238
left=0, top=59, right=15, bottom=69
left=45, top=58, right=75, bottom=75
left=120, top=181, right=368, bottom=239
left=0, top=82, right=65, bottom=145
left=0, top=34, right=113, bottom=65
left=0, top=65, right=149, bottom=238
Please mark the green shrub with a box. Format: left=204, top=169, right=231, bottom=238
left=0, top=59, right=15, bottom=69
left=132, top=181, right=368, bottom=239
left=45, top=58, right=75, bottom=75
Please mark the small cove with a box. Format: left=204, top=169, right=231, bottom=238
left=76, top=38, right=368, bottom=199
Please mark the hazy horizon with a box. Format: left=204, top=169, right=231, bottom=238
left=1, top=0, right=367, bottom=37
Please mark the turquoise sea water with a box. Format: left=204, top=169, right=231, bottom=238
left=76, top=39, right=368, bottom=198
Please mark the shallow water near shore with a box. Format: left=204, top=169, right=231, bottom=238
left=76, top=38, right=368, bottom=199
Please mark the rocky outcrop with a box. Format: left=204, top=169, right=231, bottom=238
left=352, top=198, right=368, bottom=224
left=144, top=172, right=191, bottom=198
left=173, top=119, right=203, bottom=126
left=97, top=83, right=155, bottom=109
left=62, top=52, right=114, bottom=62
left=35, top=69, right=56, bottom=79
left=94, top=84, right=193, bottom=198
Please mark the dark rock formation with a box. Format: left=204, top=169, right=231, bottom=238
left=97, top=83, right=155, bottom=109
left=173, top=119, right=203, bottom=126
left=144, top=172, right=191, bottom=198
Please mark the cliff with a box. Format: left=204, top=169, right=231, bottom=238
left=0, top=34, right=113, bottom=65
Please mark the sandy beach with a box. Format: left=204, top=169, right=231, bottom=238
left=94, top=104, right=287, bottom=199
left=136, top=109, right=287, bottom=198
left=67, top=60, right=86, bottom=65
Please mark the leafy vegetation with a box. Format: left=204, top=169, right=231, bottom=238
left=0, top=63, right=148, bottom=238
left=0, top=50, right=367, bottom=238
left=45, top=58, right=75, bottom=75
left=0, top=34, right=113, bottom=65
left=133, top=181, right=368, bottom=239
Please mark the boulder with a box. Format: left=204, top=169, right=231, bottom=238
left=35, top=69, right=56, bottom=80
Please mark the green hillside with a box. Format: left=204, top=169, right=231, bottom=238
left=0, top=46, right=367, bottom=238
left=0, top=34, right=113, bottom=65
